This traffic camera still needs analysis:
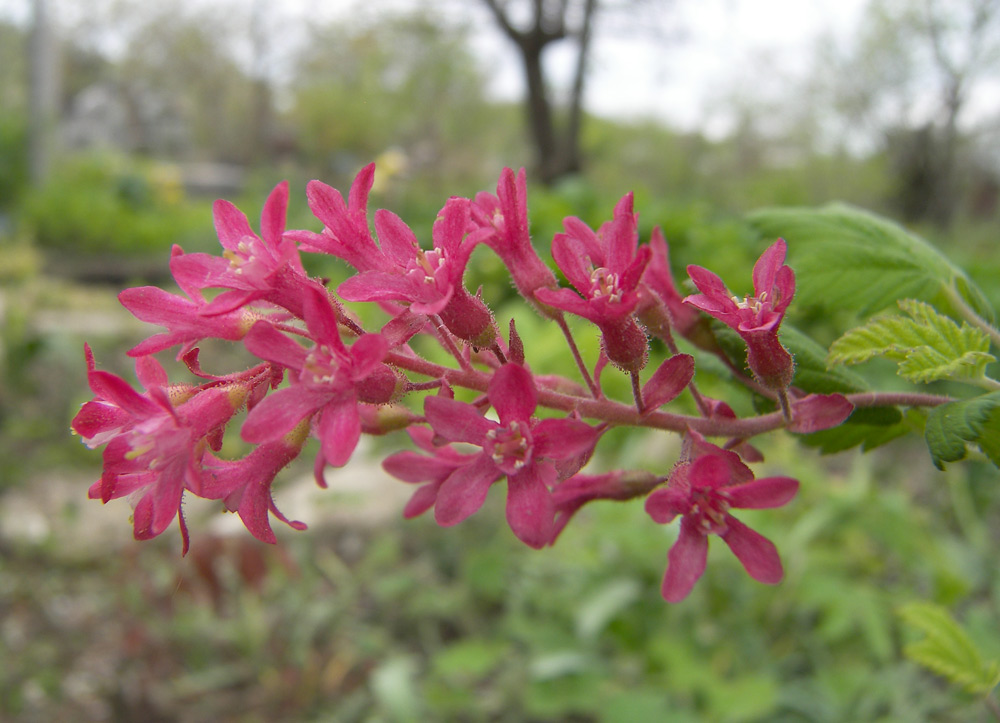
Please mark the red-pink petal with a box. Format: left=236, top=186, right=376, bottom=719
left=662, top=518, right=708, bottom=603
left=318, top=395, right=361, bottom=468
left=644, top=485, right=687, bottom=524
left=243, top=321, right=308, bottom=371
left=488, top=364, right=537, bottom=426
left=374, top=209, right=420, bottom=267
left=403, top=483, right=440, bottom=519
left=260, top=181, right=289, bottom=248
left=533, top=418, right=597, bottom=460
left=242, top=385, right=322, bottom=443
left=787, top=394, right=854, bottom=433
left=720, top=516, right=783, bottom=584
left=506, top=462, right=556, bottom=549
left=349, top=333, right=390, bottom=381
left=752, top=238, right=786, bottom=297
left=434, top=455, right=501, bottom=526
left=425, top=396, right=494, bottom=445
left=213, top=199, right=255, bottom=251
left=642, top=354, right=695, bottom=411
left=382, top=451, right=455, bottom=483
left=726, top=476, right=799, bottom=509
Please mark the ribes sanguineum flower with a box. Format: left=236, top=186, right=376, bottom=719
left=420, top=363, right=599, bottom=548
left=336, top=196, right=498, bottom=347
left=685, top=239, right=795, bottom=390
left=471, top=167, right=561, bottom=317
left=118, top=285, right=255, bottom=358
left=72, top=349, right=246, bottom=553
left=170, top=181, right=324, bottom=318
left=534, top=193, right=651, bottom=372
left=201, top=421, right=310, bottom=544
left=645, top=433, right=798, bottom=602
left=240, top=287, right=397, bottom=476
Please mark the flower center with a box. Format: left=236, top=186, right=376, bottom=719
left=485, top=420, right=532, bottom=474
left=409, top=248, right=447, bottom=285
left=302, top=344, right=342, bottom=386
left=589, top=267, right=623, bottom=303
left=689, top=487, right=731, bottom=535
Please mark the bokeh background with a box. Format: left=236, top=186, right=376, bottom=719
left=2, top=0, right=1000, bottom=720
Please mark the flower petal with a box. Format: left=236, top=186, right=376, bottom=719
left=488, top=364, right=537, bottom=426
left=726, top=476, right=799, bottom=509
left=213, top=199, right=255, bottom=252
left=318, top=395, right=361, bottom=468
left=506, top=462, right=556, bottom=548
left=242, top=385, right=322, bottom=443
left=720, top=516, right=783, bottom=584
left=243, top=321, right=308, bottom=371
left=642, top=353, right=695, bottom=410
left=425, top=396, right=494, bottom=445
left=533, top=418, right=597, bottom=460
left=662, top=518, right=708, bottom=603
left=751, top=238, right=786, bottom=297
left=434, top=454, right=501, bottom=526
left=260, top=181, right=289, bottom=248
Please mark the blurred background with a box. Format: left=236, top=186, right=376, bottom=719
left=2, top=0, right=1000, bottom=720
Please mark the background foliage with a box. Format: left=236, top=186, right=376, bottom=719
left=2, top=0, right=1000, bottom=720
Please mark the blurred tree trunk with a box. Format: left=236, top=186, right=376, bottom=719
left=29, top=0, right=58, bottom=185
left=481, top=0, right=598, bottom=185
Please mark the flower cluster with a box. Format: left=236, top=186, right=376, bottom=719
left=73, top=163, right=854, bottom=601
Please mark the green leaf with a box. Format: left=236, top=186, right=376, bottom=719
left=925, top=392, right=1000, bottom=470
left=780, top=323, right=871, bottom=394
left=799, top=411, right=913, bottom=454
left=898, top=602, right=1000, bottom=695
left=829, top=300, right=994, bottom=385
left=748, top=204, right=994, bottom=320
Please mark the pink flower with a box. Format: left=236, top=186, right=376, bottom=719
left=422, top=364, right=599, bottom=548
left=534, top=193, right=651, bottom=372
left=118, top=285, right=254, bottom=358
left=471, top=167, right=561, bottom=317
left=288, top=163, right=386, bottom=273
left=170, top=181, right=323, bottom=318
left=240, top=287, right=395, bottom=473
left=382, top=426, right=480, bottom=519
left=637, top=227, right=708, bottom=345
left=201, top=424, right=310, bottom=544
left=336, top=196, right=497, bottom=346
left=685, top=239, right=795, bottom=389
left=72, top=351, right=243, bottom=552
left=645, top=434, right=798, bottom=602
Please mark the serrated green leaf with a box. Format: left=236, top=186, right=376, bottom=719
left=748, top=204, right=994, bottom=320
left=828, top=300, right=994, bottom=385
left=898, top=602, right=1000, bottom=694
left=924, top=392, right=1000, bottom=469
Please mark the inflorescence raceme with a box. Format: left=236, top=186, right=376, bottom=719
left=74, top=164, right=862, bottom=602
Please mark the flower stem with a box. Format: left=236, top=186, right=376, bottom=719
left=556, top=314, right=600, bottom=397
left=383, top=351, right=953, bottom=439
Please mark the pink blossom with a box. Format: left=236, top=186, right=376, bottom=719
left=287, top=163, right=386, bottom=272
left=240, top=287, right=395, bottom=473
left=336, top=196, right=497, bottom=346
left=534, top=193, right=651, bottom=372
left=645, top=434, right=798, bottom=602
left=471, top=167, right=561, bottom=316
left=72, top=351, right=243, bottom=552
left=201, top=424, right=310, bottom=544
left=422, top=364, right=599, bottom=548
left=170, top=181, right=323, bottom=318
left=118, top=286, right=254, bottom=358
left=382, top=426, right=480, bottom=519
left=685, top=239, right=796, bottom=389
left=637, top=227, right=707, bottom=345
